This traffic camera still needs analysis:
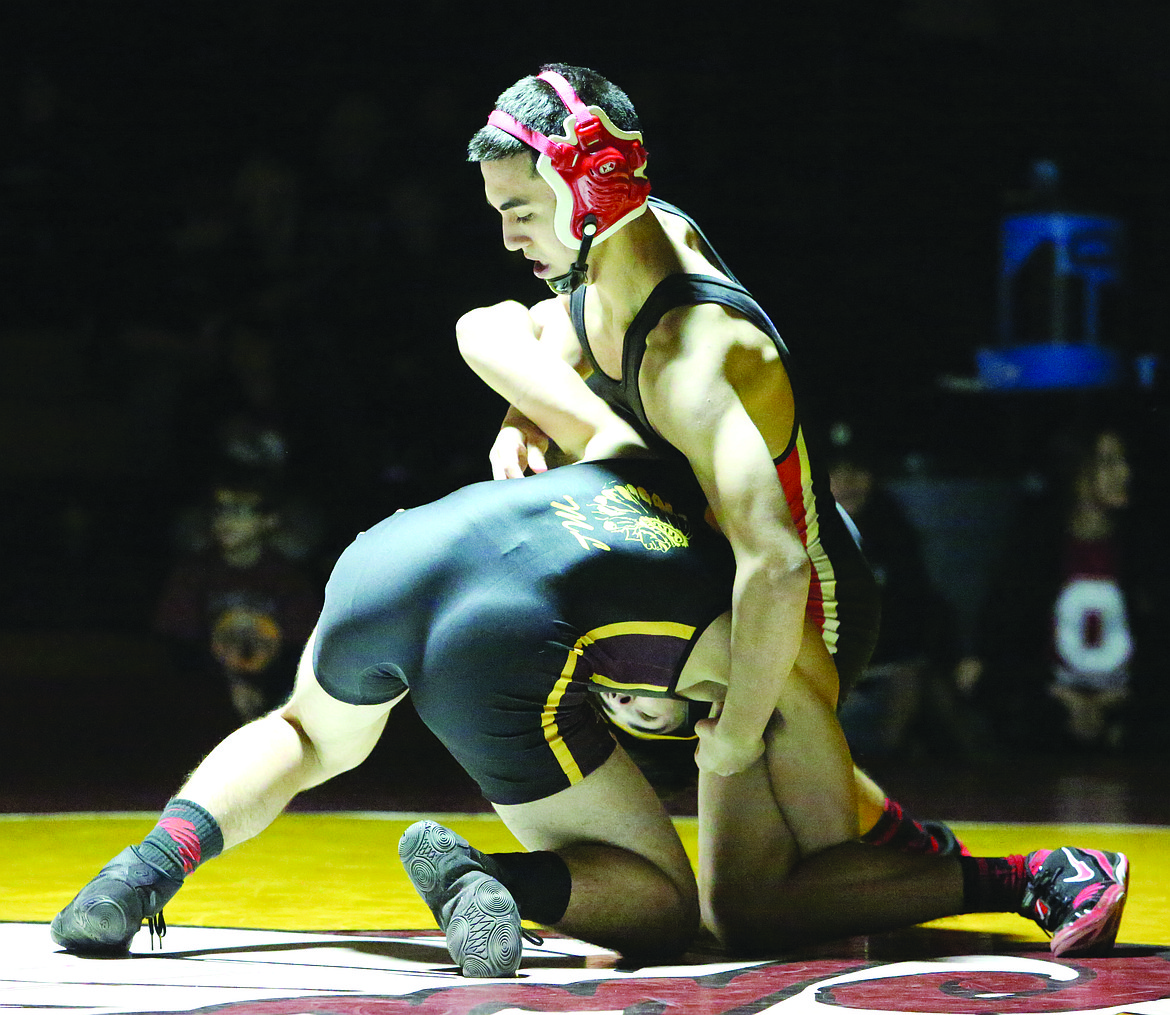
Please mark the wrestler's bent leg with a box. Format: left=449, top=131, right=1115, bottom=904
left=700, top=684, right=1120, bottom=957
left=494, top=743, right=699, bottom=960
left=181, top=628, right=397, bottom=846
left=52, top=628, right=399, bottom=954
left=699, top=741, right=965, bottom=955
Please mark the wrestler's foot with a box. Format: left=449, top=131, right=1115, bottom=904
left=399, top=820, right=523, bottom=977
left=1020, top=846, right=1129, bottom=957
left=51, top=846, right=182, bottom=955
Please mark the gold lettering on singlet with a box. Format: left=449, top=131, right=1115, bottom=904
left=551, top=496, right=611, bottom=551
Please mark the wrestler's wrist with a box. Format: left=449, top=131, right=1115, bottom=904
left=711, top=705, right=770, bottom=745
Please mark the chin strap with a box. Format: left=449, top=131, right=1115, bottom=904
left=546, top=214, right=598, bottom=295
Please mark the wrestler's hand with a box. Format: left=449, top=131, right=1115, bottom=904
left=490, top=422, right=549, bottom=479
left=694, top=716, right=766, bottom=777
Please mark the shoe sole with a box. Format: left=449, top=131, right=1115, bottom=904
left=399, top=821, right=466, bottom=902
left=399, top=821, right=522, bottom=977
left=1050, top=854, right=1130, bottom=957
left=444, top=872, right=522, bottom=977
left=50, top=896, right=136, bottom=955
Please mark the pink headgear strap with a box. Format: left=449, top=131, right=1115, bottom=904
left=486, top=70, right=650, bottom=246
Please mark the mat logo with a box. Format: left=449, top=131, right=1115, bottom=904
left=773, top=954, right=1168, bottom=1013
left=13, top=924, right=1170, bottom=1015
left=171, top=940, right=1170, bottom=1015
left=196, top=953, right=1170, bottom=1015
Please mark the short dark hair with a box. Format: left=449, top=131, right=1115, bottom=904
left=467, top=63, right=641, bottom=164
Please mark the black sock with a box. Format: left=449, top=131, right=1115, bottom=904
left=959, top=855, right=1027, bottom=913
left=485, top=850, right=573, bottom=926
left=137, top=798, right=225, bottom=880
left=861, top=797, right=939, bottom=853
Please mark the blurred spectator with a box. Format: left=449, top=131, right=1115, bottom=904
left=958, top=422, right=1163, bottom=753
left=827, top=424, right=972, bottom=761
left=153, top=468, right=321, bottom=725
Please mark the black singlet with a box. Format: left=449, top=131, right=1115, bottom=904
left=569, top=198, right=880, bottom=692
left=313, top=457, right=736, bottom=805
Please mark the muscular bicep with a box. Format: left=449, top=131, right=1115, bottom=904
left=723, top=338, right=795, bottom=460
left=697, top=392, right=804, bottom=558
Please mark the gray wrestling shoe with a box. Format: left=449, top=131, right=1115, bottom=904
left=51, top=845, right=182, bottom=955
left=399, top=820, right=525, bottom=977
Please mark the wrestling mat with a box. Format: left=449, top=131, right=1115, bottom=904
left=5, top=812, right=1170, bottom=1014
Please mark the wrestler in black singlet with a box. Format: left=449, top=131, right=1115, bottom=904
left=570, top=197, right=880, bottom=694
left=313, top=457, right=735, bottom=805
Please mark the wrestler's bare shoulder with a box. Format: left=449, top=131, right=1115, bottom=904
left=647, top=301, right=782, bottom=369
left=651, top=203, right=734, bottom=280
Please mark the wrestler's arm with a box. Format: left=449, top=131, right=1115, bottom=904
left=641, top=306, right=855, bottom=838
left=457, top=298, right=644, bottom=476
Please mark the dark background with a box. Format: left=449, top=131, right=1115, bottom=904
left=2, top=0, right=1167, bottom=810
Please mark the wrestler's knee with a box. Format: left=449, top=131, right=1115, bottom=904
left=625, top=874, right=700, bottom=959
left=279, top=688, right=395, bottom=781
left=555, top=840, right=700, bottom=959
left=701, top=881, right=793, bottom=956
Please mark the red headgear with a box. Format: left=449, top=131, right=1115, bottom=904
left=487, top=70, right=651, bottom=248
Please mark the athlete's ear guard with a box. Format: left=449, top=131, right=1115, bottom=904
left=487, top=70, right=651, bottom=249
